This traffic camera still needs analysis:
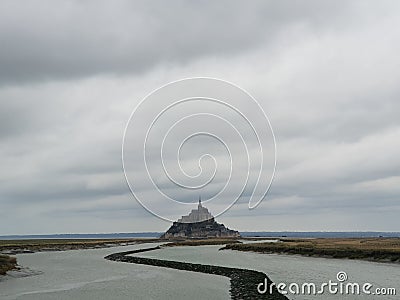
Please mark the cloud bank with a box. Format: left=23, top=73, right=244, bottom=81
left=0, top=0, right=399, bottom=234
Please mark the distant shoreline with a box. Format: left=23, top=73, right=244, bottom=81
left=2, top=231, right=400, bottom=240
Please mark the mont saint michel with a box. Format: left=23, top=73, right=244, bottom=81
left=161, top=198, right=240, bottom=239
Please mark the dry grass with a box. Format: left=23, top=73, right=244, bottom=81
left=279, top=238, right=400, bottom=251
left=222, top=238, right=400, bottom=262
left=0, top=238, right=160, bottom=252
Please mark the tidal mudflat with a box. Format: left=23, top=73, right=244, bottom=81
left=1, top=239, right=399, bottom=299
left=0, top=243, right=229, bottom=300
left=135, top=243, right=400, bottom=300
left=105, top=246, right=287, bottom=300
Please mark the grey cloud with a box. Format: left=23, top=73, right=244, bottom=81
left=1, top=1, right=400, bottom=234
left=0, top=0, right=355, bottom=85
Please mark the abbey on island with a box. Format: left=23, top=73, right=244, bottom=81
left=161, top=197, right=240, bottom=239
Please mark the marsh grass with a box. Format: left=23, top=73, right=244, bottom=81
left=221, top=238, right=400, bottom=262
left=0, top=238, right=159, bottom=252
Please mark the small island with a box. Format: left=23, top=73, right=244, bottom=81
left=161, top=198, right=240, bottom=239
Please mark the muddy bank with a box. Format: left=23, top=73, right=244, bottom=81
left=0, top=254, right=17, bottom=275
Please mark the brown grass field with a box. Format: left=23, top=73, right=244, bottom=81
left=221, top=238, right=400, bottom=262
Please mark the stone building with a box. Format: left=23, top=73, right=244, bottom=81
left=178, top=197, right=213, bottom=223
left=161, top=197, right=240, bottom=239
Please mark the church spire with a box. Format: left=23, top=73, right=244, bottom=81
left=198, top=195, right=202, bottom=208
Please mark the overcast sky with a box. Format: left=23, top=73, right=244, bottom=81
left=1, top=0, right=400, bottom=235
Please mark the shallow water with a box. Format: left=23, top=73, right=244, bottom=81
left=135, top=245, right=400, bottom=300
left=0, top=243, right=229, bottom=300
left=1, top=243, right=399, bottom=300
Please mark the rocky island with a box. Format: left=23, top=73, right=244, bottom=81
left=161, top=198, right=240, bottom=239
